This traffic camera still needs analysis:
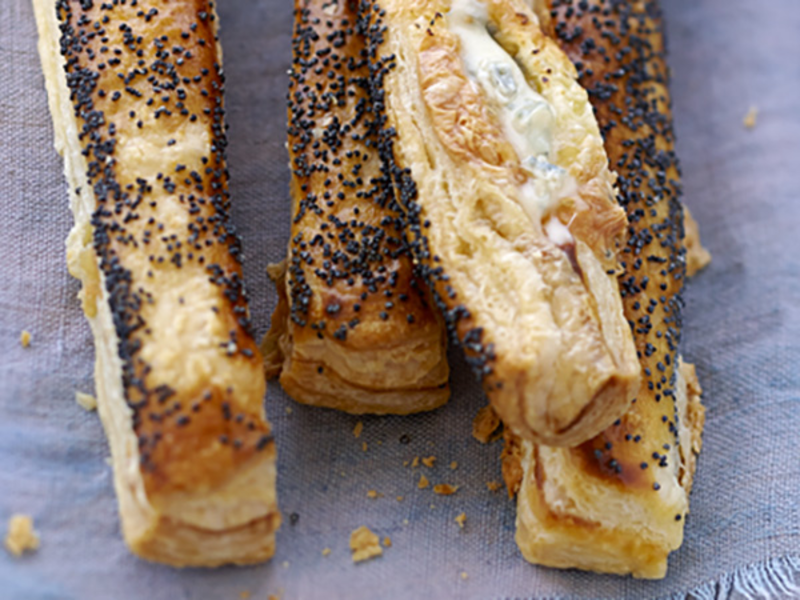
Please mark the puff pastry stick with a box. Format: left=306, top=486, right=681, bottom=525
left=33, top=0, right=279, bottom=566
left=263, top=0, right=449, bottom=415
left=359, top=0, right=639, bottom=445
left=502, top=0, right=706, bottom=578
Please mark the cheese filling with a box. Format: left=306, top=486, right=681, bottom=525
left=449, top=0, right=576, bottom=229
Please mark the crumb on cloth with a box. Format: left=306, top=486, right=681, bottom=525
left=75, top=391, right=97, bottom=411
left=486, top=480, right=502, bottom=492
left=455, top=512, right=467, bottom=528
left=5, top=514, right=39, bottom=556
left=350, top=526, right=382, bottom=563
left=433, top=484, right=459, bottom=496
left=683, top=206, right=712, bottom=277
left=472, top=405, right=500, bottom=443
left=743, top=105, right=758, bottom=129
left=353, top=421, right=363, bottom=438
left=421, top=456, right=436, bottom=468
left=20, top=330, right=31, bottom=348
left=418, top=474, right=430, bottom=489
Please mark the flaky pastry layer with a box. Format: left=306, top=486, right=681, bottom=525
left=264, top=0, right=450, bottom=415
left=506, top=361, right=704, bottom=579
left=502, top=0, right=707, bottom=578
left=359, top=0, right=639, bottom=445
left=34, top=0, right=279, bottom=565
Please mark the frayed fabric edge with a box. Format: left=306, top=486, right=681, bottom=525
left=507, top=555, right=800, bottom=600
left=664, top=555, right=800, bottom=600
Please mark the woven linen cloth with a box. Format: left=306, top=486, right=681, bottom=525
left=1, top=0, right=798, bottom=598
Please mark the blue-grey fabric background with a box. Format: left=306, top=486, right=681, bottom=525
left=0, top=0, right=798, bottom=598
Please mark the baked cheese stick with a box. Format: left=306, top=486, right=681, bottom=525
left=263, top=0, right=450, bottom=415
left=33, top=0, right=279, bottom=566
left=359, top=0, right=639, bottom=445
left=502, top=0, right=706, bottom=578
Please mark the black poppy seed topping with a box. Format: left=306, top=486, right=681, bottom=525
left=553, top=0, right=688, bottom=491
left=55, top=0, right=270, bottom=477
left=285, top=1, right=434, bottom=345
left=357, top=1, right=493, bottom=383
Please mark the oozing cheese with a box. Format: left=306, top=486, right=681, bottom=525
left=449, top=0, right=576, bottom=223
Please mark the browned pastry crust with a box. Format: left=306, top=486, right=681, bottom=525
left=263, top=0, right=450, bottom=415
left=33, top=0, right=279, bottom=565
left=505, top=360, right=704, bottom=579
left=359, top=0, right=641, bottom=445
left=503, top=0, right=706, bottom=578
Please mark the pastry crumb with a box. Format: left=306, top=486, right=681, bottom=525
left=421, top=456, right=436, bottom=468
left=486, top=480, right=502, bottom=492
left=19, top=330, right=32, bottom=348
left=350, top=526, right=382, bottom=563
left=75, top=391, right=97, bottom=411
left=362, top=442, right=368, bottom=452
left=433, top=484, right=459, bottom=496
left=285, top=406, right=293, bottom=415
left=353, top=421, right=363, bottom=438
left=743, top=105, right=758, bottom=129
left=684, top=206, right=712, bottom=277
left=411, top=456, right=420, bottom=468
left=266, top=260, right=286, bottom=282
left=4, top=514, right=39, bottom=556
left=396, top=496, right=404, bottom=502
left=418, top=474, right=430, bottom=489
left=460, top=571, right=469, bottom=580
left=239, top=592, right=251, bottom=600
left=382, top=536, right=392, bottom=548
left=450, top=461, right=458, bottom=470
left=402, top=460, right=409, bottom=467
left=367, top=490, right=382, bottom=499
left=455, top=512, right=467, bottom=529
left=322, top=547, right=332, bottom=557
left=472, top=405, right=500, bottom=443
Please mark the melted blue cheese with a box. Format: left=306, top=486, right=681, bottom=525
left=448, top=0, right=576, bottom=222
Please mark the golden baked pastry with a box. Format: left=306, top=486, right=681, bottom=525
left=263, top=0, right=450, bottom=415
left=33, top=0, right=279, bottom=566
left=502, top=0, right=706, bottom=578
left=359, top=0, right=640, bottom=445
